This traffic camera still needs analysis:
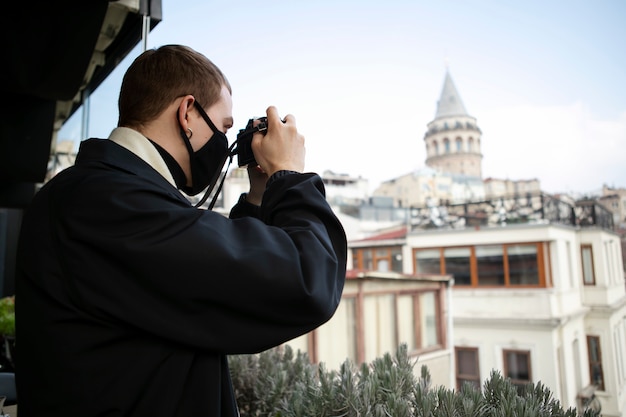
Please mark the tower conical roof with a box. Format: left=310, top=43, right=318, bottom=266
left=435, top=71, right=468, bottom=119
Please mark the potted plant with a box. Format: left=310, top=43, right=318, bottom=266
left=0, top=296, right=15, bottom=372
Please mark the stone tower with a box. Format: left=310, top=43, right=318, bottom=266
left=424, top=71, right=483, bottom=178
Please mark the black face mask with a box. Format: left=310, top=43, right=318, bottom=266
left=179, top=102, right=233, bottom=208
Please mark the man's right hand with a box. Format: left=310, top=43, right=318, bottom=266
left=251, top=106, right=305, bottom=177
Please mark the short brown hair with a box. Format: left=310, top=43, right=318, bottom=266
left=117, top=45, right=231, bottom=128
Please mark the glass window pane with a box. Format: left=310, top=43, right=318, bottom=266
left=456, top=347, right=480, bottom=390
left=588, top=337, right=600, bottom=361
left=391, top=248, right=403, bottom=272
left=420, top=292, right=438, bottom=348
left=363, top=294, right=396, bottom=362
left=476, top=245, right=504, bottom=286
left=590, top=364, right=604, bottom=389
left=397, top=295, right=415, bottom=351
left=581, top=246, right=595, bottom=285
left=457, top=349, right=478, bottom=375
left=377, top=259, right=389, bottom=272
left=505, top=351, right=530, bottom=380
left=508, top=244, right=539, bottom=285
left=587, top=336, right=605, bottom=390
left=416, top=249, right=441, bottom=274
left=444, top=247, right=472, bottom=285
left=375, top=249, right=388, bottom=257
left=362, top=250, right=373, bottom=270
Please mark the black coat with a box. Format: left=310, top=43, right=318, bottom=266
left=15, top=136, right=347, bottom=416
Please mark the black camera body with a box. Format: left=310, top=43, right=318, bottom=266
left=235, top=117, right=268, bottom=167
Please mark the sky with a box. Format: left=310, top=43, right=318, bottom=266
left=59, top=0, right=626, bottom=195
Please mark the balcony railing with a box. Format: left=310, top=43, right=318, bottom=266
left=408, top=193, right=614, bottom=231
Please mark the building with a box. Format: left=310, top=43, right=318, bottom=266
left=424, top=70, right=484, bottom=179
left=484, top=177, right=542, bottom=199
left=373, top=167, right=453, bottom=208
left=321, top=170, right=370, bottom=206
left=600, top=185, right=626, bottom=229
left=340, top=192, right=624, bottom=415
left=373, top=70, right=485, bottom=207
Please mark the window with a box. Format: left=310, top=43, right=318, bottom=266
left=415, top=248, right=441, bottom=274
left=361, top=250, right=373, bottom=270
left=398, top=294, right=416, bottom=351
left=476, top=245, right=504, bottom=286
left=455, top=137, right=463, bottom=152
left=456, top=347, right=480, bottom=389
left=587, top=336, right=605, bottom=390
left=353, top=247, right=403, bottom=273
left=614, top=328, right=624, bottom=384
left=443, top=247, right=471, bottom=285
left=503, top=349, right=532, bottom=391
left=444, top=139, right=451, bottom=153
left=392, top=248, right=403, bottom=272
left=414, top=242, right=548, bottom=288
left=581, top=245, right=595, bottom=285
left=376, top=249, right=390, bottom=272
left=419, top=291, right=438, bottom=349
left=507, top=244, right=539, bottom=285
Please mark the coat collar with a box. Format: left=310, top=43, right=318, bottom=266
left=108, top=127, right=177, bottom=188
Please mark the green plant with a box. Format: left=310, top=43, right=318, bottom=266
left=0, top=296, right=15, bottom=337
left=228, top=344, right=600, bottom=417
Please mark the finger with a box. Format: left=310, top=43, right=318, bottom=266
left=282, top=113, right=296, bottom=125
left=265, top=106, right=279, bottom=121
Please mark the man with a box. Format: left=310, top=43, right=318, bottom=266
left=15, top=44, right=347, bottom=416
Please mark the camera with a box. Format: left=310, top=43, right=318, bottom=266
left=235, top=117, right=268, bottom=167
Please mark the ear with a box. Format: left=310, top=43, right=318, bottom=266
left=176, top=95, right=196, bottom=128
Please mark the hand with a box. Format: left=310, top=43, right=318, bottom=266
left=245, top=164, right=268, bottom=206
left=251, top=106, right=305, bottom=177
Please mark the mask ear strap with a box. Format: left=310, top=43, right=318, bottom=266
left=193, top=101, right=220, bottom=132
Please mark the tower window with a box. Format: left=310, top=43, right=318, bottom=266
left=444, top=139, right=450, bottom=153
left=455, top=137, right=463, bottom=152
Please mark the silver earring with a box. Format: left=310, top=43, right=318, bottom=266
left=187, top=127, right=193, bottom=139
